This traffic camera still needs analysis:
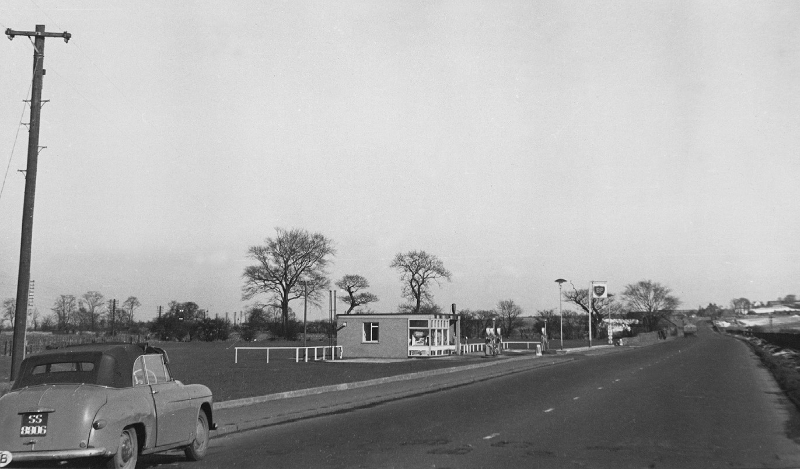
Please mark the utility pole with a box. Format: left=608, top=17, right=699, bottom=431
left=7, top=25, right=71, bottom=381
left=110, top=299, right=117, bottom=336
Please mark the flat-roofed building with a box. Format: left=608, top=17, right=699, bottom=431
left=336, top=313, right=457, bottom=358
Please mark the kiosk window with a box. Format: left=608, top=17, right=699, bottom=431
left=363, top=322, right=379, bottom=343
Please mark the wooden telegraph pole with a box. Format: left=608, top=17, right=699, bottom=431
left=7, top=25, right=71, bottom=380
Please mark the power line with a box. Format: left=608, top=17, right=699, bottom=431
left=0, top=83, right=32, bottom=204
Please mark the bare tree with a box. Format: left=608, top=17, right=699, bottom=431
left=496, top=299, right=524, bottom=338
left=122, top=296, right=141, bottom=328
left=536, top=308, right=558, bottom=339
left=457, top=309, right=479, bottom=339
left=3, top=298, right=16, bottom=329
left=475, top=309, right=497, bottom=337
left=336, top=275, right=378, bottom=314
left=399, top=303, right=443, bottom=314
left=80, top=291, right=106, bottom=331
left=3, top=298, right=37, bottom=331
left=730, top=298, right=751, bottom=315
left=52, top=295, right=77, bottom=331
left=563, top=286, right=622, bottom=339
left=560, top=309, right=587, bottom=340
left=75, top=306, right=92, bottom=331
left=242, top=227, right=335, bottom=338
left=107, top=299, right=117, bottom=334
left=621, top=280, right=680, bottom=332
left=29, top=307, right=40, bottom=331
left=390, top=250, right=451, bottom=314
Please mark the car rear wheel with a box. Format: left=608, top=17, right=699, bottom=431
left=184, top=411, right=209, bottom=461
left=106, top=427, right=138, bottom=469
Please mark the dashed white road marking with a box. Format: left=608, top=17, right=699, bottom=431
left=544, top=408, right=554, bottom=413
left=573, top=397, right=580, bottom=400
left=597, top=387, right=603, bottom=390
left=483, top=433, right=500, bottom=440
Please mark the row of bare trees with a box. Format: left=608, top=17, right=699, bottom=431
left=534, top=308, right=595, bottom=340
left=1, top=292, right=141, bottom=333
left=1, top=298, right=37, bottom=331
left=241, top=228, right=454, bottom=339
left=537, top=280, right=682, bottom=336
left=240, top=228, right=685, bottom=340
left=458, top=300, right=525, bottom=339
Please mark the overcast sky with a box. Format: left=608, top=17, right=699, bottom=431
left=1, top=1, right=798, bottom=323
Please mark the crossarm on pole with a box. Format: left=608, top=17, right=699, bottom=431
left=6, top=28, right=71, bottom=42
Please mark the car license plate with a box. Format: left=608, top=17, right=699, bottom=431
left=20, top=413, right=48, bottom=436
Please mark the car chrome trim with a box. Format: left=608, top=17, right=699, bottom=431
left=19, top=407, right=55, bottom=414
left=11, top=448, right=111, bottom=461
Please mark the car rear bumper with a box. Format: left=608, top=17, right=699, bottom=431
left=11, top=447, right=112, bottom=462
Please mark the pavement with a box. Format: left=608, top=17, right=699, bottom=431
left=209, top=344, right=622, bottom=438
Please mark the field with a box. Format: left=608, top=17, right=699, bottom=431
left=163, top=340, right=482, bottom=401
left=731, top=315, right=800, bottom=331
left=0, top=337, right=593, bottom=401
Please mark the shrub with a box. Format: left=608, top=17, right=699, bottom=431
left=195, top=317, right=230, bottom=342
left=746, top=340, right=800, bottom=411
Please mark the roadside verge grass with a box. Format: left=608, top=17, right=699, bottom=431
left=0, top=339, right=562, bottom=401
left=162, top=341, right=517, bottom=401
left=747, top=342, right=800, bottom=411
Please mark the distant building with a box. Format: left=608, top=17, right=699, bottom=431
left=336, top=313, right=457, bottom=359
left=749, top=305, right=800, bottom=315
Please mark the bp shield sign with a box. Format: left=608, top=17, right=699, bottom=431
left=592, top=282, right=608, bottom=299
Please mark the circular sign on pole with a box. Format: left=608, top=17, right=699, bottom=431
left=0, top=451, right=12, bottom=467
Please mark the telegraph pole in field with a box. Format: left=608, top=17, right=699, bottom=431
left=7, top=25, right=71, bottom=380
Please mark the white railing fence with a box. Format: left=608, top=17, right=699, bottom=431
left=235, top=345, right=343, bottom=364
left=503, top=341, right=543, bottom=355
left=458, top=342, right=510, bottom=353
left=459, top=342, right=541, bottom=355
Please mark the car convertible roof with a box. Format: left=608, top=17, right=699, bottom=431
left=14, top=343, right=168, bottom=390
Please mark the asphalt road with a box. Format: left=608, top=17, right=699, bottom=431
left=143, top=327, right=800, bottom=468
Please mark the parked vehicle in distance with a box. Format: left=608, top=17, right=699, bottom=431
left=683, top=324, right=698, bottom=336
left=0, top=343, right=214, bottom=468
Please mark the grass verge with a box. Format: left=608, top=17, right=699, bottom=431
left=0, top=338, right=567, bottom=401
left=747, top=343, right=800, bottom=412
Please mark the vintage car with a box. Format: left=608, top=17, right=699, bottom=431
left=0, top=343, right=214, bottom=468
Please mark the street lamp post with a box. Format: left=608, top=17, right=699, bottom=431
left=329, top=290, right=337, bottom=351
left=303, top=283, right=308, bottom=349
left=555, top=279, right=566, bottom=350
left=298, top=279, right=310, bottom=353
